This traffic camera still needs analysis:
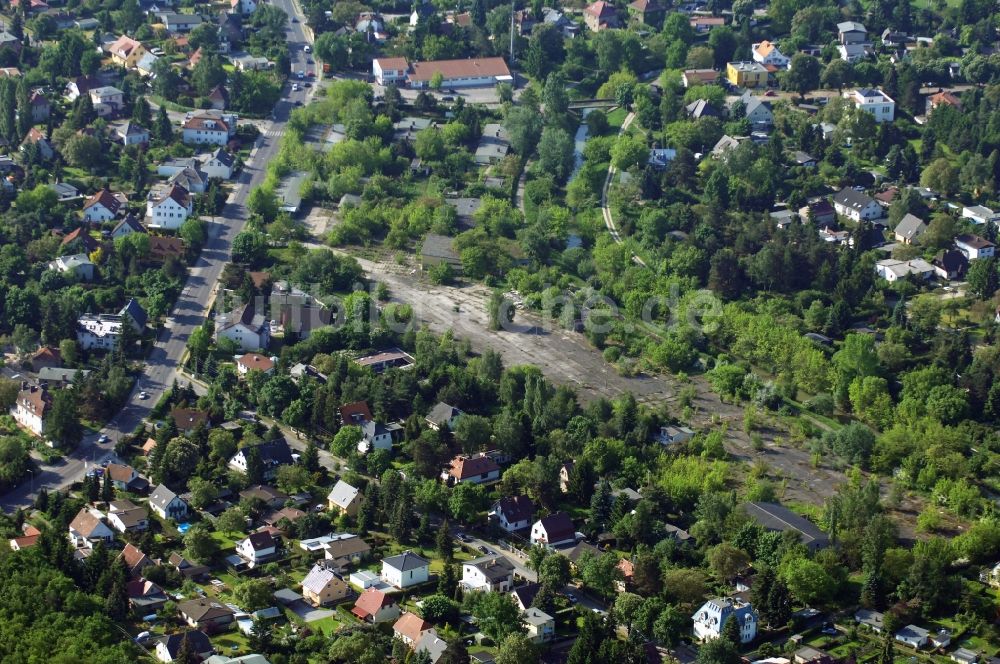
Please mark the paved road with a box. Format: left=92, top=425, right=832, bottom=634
left=0, top=0, right=314, bottom=513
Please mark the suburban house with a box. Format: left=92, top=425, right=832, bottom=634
left=741, top=93, right=774, bottom=127
left=523, top=607, right=556, bottom=643
left=462, top=554, right=515, bottom=592
left=323, top=536, right=371, bottom=570
left=149, top=484, right=189, bottom=520
left=157, top=12, right=205, bottom=32
left=155, top=631, right=215, bottom=663
left=682, top=69, right=719, bottom=88
left=301, top=563, right=350, bottom=607
left=107, top=501, right=150, bottom=534
left=372, top=57, right=409, bottom=85
left=146, top=184, right=192, bottom=230
left=474, top=122, right=511, bottom=166
left=833, top=188, right=883, bottom=222
left=690, top=16, right=725, bottom=33
left=744, top=502, right=830, bottom=552
left=228, top=439, right=294, bottom=480
left=415, top=632, right=448, bottom=663
left=68, top=508, right=115, bottom=548
left=112, top=215, right=146, bottom=239
left=30, top=346, right=62, bottom=371
left=751, top=40, right=790, bottom=68
left=530, top=512, right=577, bottom=549
left=932, top=249, right=967, bottom=281
left=127, top=578, right=168, bottom=614
left=116, top=121, right=149, bottom=146
left=351, top=587, right=400, bottom=623
left=426, top=402, right=463, bottom=430
left=838, top=43, right=871, bottom=63
left=657, top=425, right=694, bottom=445
left=235, top=352, right=275, bottom=376
left=235, top=531, right=277, bottom=565
left=89, top=86, right=124, bottom=117
left=393, top=612, right=433, bottom=647
left=82, top=188, right=126, bottom=222
left=838, top=21, right=868, bottom=44
left=171, top=407, right=210, bottom=434
left=692, top=597, right=758, bottom=643
left=46, top=253, right=92, bottom=281
left=327, top=480, right=363, bottom=516
left=962, top=205, right=1000, bottom=225
left=354, top=348, right=415, bottom=373
left=119, top=543, right=155, bottom=578
left=489, top=495, right=535, bottom=532
left=895, top=625, right=929, bottom=649
left=231, top=0, right=257, bottom=14
left=845, top=88, right=896, bottom=123
left=169, top=552, right=211, bottom=580
left=239, top=485, right=287, bottom=509
left=182, top=115, right=232, bottom=146
left=215, top=301, right=270, bottom=351
left=105, top=463, right=145, bottom=491
left=441, top=454, right=501, bottom=485
left=381, top=551, right=430, bottom=589
left=955, top=234, right=995, bottom=260
left=202, top=148, right=236, bottom=179
left=10, top=384, right=51, bottom=436
left=726, top=61, right=767, bottom=88
left=627, top=0, right=663, bottom=25
left=358, top=421, right=395, bottom=454
left=951, top=649, right=977, bottom=664
left=855, top=609, right=885, bottom=632
left=894, top=213, right=927, bottom=244
left=583, top=1, right=618, bottom=30
left=794, top=647, right=834, bottom=664
left=178, top=599, right=236, bottom=631
left=876, top=258, right=935, bottom=282
left=77, top=314, right=125, bottom=351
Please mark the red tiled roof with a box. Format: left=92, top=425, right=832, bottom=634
left=84, top=188, right=124, bottom=214
left=352, top=587, right=395, bottom=619
left=449, top=454, right=500, bottom=480
left=409, top=57, right=510, bottom=83
left=339, top=401, right=372, bottom=424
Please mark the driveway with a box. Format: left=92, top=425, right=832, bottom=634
left=288, top=600, right=336, bottom=623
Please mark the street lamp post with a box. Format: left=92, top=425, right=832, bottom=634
left=26, top=469, right=33, bottom=494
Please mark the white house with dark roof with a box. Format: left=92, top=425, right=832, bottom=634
left=489, top=495, right=535, bottom=532
left=358, top=421, right=393, bottom=453
left=425, top=402, right=463, bottom=430
left=692, top=597, right=758, bottom=643
left=236, top=531, right=277, bottom=565
left=215, top=301, right=269, bottom=351
left=955, top=234, right=995, bottom=260
left=68, top=507, right=114, bottom=548
left=202, top=148, right=236, bottom=179
left=146, top=184, right=192, bottom=230
left=833, top=188, right=882, bottom=222
left=381, top=551, right=430, bottom=589
left=523, top=607, right=556, bottom=643
left=462, top=554, right=515, bottom=592
left=149, top=484, right=189, bottom=520
left=530, top=512, right=576, bottom=549
left=895, top=625, right=929, bottom=649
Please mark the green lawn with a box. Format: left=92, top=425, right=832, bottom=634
left=607, top=107, right=628, bottom=128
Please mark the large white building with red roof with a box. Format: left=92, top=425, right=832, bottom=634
left=372, top=57, right=512, bottom=88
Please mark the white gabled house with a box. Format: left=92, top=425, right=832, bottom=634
left=489, top=495, right=535, bottom=532
left=149, top=484, right=189, bottom=520
left=182, top=115, right=232, bottom=147
left=147, top=184, right=193, bottom=230
left=236, top=531, right=277, bottom=565
left=751, top=40, right=789, bottom=68
left=833, top=188, right=882, bottom=222
left=202, top=148, right=236, bottom=179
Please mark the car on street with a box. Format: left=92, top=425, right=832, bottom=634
left=292, top=83, right=300, bottom=91
left=98, top=434, right=109, bottom=444
left=478, top=545, right=490, bottom=554
left=291, top=17, right=298, bottom=22
left=565, top=593, right=578, bottom=604
left=456, top=533, right=471, bottom=542
left=307, top=70, right=314, bottom=77
left=138, top=391, right=149, bottom=400
left=303, top=45, right=311, bottom=52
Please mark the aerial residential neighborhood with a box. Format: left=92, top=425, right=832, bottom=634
left=0, top=0, right=998, bottom=661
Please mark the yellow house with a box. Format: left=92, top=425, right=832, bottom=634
left=301, top=564, right=350, bottom=607
left=726, top=61, right=767, bottom=88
